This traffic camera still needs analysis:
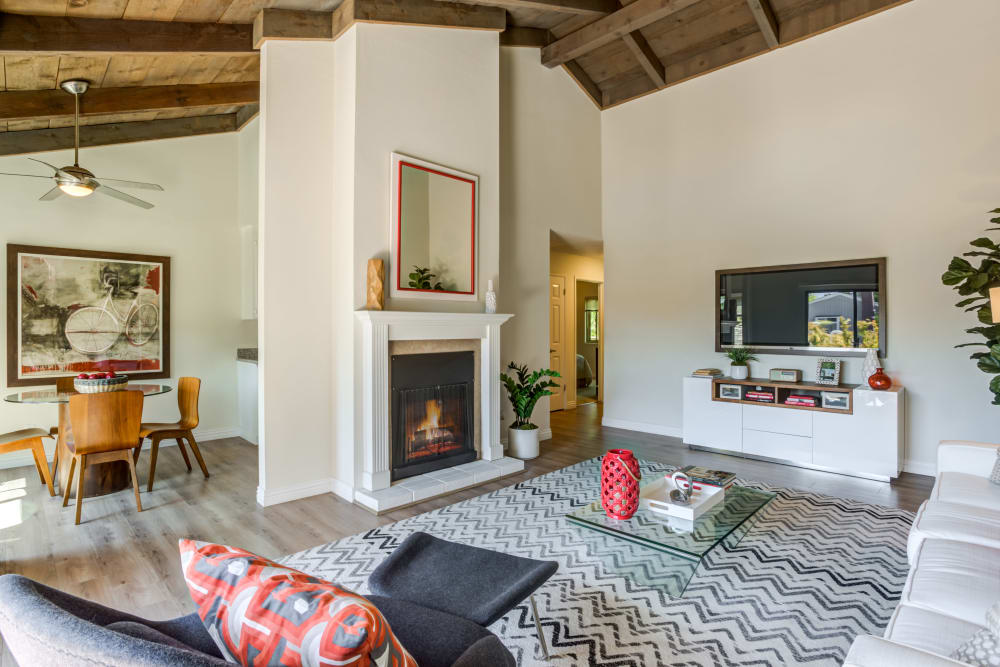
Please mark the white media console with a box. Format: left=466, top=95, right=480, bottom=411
left=682, top=376, right=904, bottom=481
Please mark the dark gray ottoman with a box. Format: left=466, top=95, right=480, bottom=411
left=369, top=532, right=558, bottom=658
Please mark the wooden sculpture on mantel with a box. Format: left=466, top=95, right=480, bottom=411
left=367, top=259, right=384, bottom=310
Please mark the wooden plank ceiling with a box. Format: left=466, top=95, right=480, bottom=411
left=0, top=0, right=910, bottom=152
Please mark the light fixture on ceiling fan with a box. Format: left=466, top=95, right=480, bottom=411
left=0, top=79, right=164, bottom=209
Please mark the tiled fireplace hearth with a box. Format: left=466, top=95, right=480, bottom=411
left=353, top=311, right=522, bottom=512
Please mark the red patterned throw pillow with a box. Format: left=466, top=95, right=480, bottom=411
left=178, top=539, right=417, bottom=667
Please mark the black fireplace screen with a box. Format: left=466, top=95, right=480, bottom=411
left=391, top=352, right=476, bottom=481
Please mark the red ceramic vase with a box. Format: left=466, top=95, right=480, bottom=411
left=868, top=368, right=892, bottom=390
left=601, top=449, right=641, bottom=520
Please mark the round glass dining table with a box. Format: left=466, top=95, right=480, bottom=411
left=5, top=384, right=173, bottom=497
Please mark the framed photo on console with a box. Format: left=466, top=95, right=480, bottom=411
left=815, top=358, right=841, bottom=385
left=718, top=383, right=741, bottom=400
left=821, top=391, right=850, bottom=410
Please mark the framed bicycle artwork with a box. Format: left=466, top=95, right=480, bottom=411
left=6, top=244, right=170, bottom=386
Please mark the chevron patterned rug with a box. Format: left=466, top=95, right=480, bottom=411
left=281, top=458, right=913, bottom=666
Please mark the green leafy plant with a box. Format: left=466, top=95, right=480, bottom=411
left=941, top=208, right=1000, bottom=405
left=408, top=266, right=443, bottom=291
left=724, top=346, right=758, bottom=366
left=500, top=362, right=561, bottom=429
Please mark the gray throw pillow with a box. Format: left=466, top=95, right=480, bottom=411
left=952, top=629, right=1000, bottom=666
left=991, top=447, right=1000, bottom=485
left=952, top=602, right=1000, bottom=666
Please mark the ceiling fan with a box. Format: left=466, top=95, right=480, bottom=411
left=0, top=80, right=164, bottom=209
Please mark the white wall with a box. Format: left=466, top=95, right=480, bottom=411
left=237, top=116, right=260, bottom=340
left=257, top=25, right=501, bottom=502
left=257, top=40, right=337, bottom=503
left=352, top=24, right=500, bottom=312
left=0, top=133, right=243, bottom=465
left=600, top=0, right=1000, bottom=473
left=499, top=47, right=603, bottom=436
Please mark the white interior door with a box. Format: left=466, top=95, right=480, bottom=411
left=549, top=274, right=566, bottom=411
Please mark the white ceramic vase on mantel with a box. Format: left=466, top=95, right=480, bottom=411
left=861, top=348, right=880, bottom=385
left=730, top=364, right=749, bottom=380
left=485, top=280, right=497, bottom=314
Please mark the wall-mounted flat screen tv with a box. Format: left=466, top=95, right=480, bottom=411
left=716, top=258, right=885, bottom=356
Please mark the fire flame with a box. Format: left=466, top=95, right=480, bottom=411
left=405, top=399, right=463, bottom=458
left=418, top=399, right=443, bottom=432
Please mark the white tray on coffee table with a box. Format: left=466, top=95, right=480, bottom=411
left=639, top=477, right=725, bottom=522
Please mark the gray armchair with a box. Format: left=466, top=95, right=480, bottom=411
left=0, top=574, right=515, bottom=667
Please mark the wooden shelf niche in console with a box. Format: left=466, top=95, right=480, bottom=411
left=712, top=377, right=855, bottom=414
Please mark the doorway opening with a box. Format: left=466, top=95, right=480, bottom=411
left=576, top=280, right=601, bottom=405
left=549, top=232, right=604, bottom=412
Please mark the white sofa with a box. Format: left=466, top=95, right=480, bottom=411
left=844, top=440, right=1000, bottom=666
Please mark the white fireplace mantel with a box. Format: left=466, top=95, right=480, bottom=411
left=353, top=310, right=513, bottom=496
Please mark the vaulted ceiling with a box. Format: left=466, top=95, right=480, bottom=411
left=0, top=0, right=910, bottom=154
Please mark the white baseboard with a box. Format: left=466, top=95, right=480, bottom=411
left=601, top=417, right=682, bottom=439
left=540, top=428, right=553, bottom=441
left=329, top=477, right=354, bottom=502
left=257, top=477, right=356, bottom=506
left=256, top=478, right=332, bottom=506
left=0, top=425, right=241, bottom=471
left=902, top=459, right=936, bottom=477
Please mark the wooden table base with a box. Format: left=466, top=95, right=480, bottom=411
left=54, top=403, right=131, bottom=498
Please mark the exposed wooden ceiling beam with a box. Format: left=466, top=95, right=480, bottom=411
left=473, top=0, right=616, bottom=17
left=0, top=82, right=259, bottom=123
left=621, top=30, right=665, bottom=88
left=338, top=0, right=506, bottom=39
left=236, top=103, right=260, bottom=130
left=0, top=114, right=239, bottom=157
left=255, top=1, right=505, bottom=48
left=563, top=60, right=602, bottom=108
left=500, top=26, right=552, bottom=47
left=253, top=9, right=333, bottom=47
left=746, top=0, right=779, bottom=49
left=541, top=0, right=700, bottom=67
left=0, top=13, right=254, bottom=56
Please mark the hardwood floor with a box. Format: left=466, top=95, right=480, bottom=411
left=0, top=403, right=932, bottom=664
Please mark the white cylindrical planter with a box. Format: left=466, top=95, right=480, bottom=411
left=508, top=426, right=540, bottom=459
left=730, top=364, right=749, bottom=380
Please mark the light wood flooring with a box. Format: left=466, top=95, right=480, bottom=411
left=0, top=403, right=932, bottom=664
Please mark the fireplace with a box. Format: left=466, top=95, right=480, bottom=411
left=391, top=351, right=476, bottom=482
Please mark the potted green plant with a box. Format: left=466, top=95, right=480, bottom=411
left=724, top=347, right=757, bottom=380
left=500, top=362, right=561, bottom=459
left=941, top=207, right=1000, bottom=404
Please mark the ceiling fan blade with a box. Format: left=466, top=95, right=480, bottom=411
left=38, top=186, right=64, bottom=201
left=95, top=184, right=154, bottom=209
left=27, top=158, right=69, bottom=177
left=94, top=177, right=164, bottom=191
left=0, top=172, right=54, bottom=180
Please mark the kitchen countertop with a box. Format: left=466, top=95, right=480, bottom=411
left=237, top=347, right=258, bottom=364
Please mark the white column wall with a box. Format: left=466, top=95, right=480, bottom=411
left=257, top=41, right=339, bottom=505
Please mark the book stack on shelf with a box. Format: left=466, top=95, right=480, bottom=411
left=745, top=389, right=775, bottom=403
left=692, top=368, right=723, bottom=378
left=785, top=394, right=818, bottom=407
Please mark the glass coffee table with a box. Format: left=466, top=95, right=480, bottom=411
left=566, top=469, right=775, bottom=597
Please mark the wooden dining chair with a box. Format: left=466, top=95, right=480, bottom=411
left=48, top=376, right=76, bottom=436
left=63, top=391, right=144, bottom=525
left=0, top=429, right=55, bottom=496
left=134, top=377, right=208, bottom=492
left=49, top=376, right=77, bottom=481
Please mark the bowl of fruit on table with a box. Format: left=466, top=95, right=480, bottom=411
left=73, top=372, right=128, bottom=393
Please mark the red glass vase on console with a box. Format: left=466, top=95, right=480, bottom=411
left=601, top=449, right=641, bottom=520
left=868, top=368, right=892, bottom=391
